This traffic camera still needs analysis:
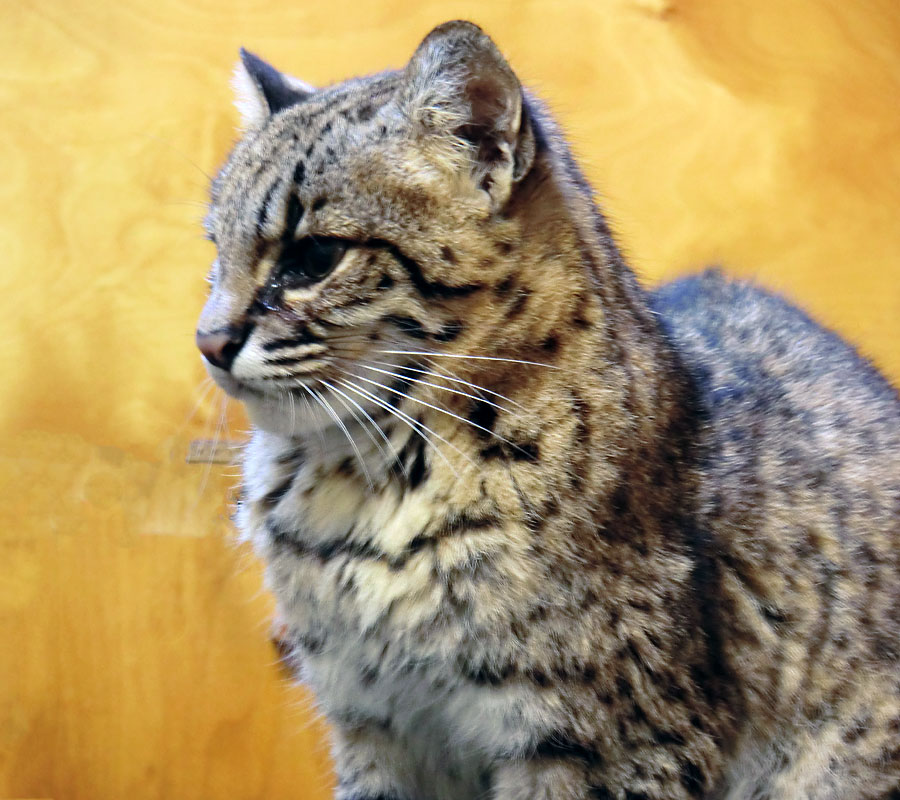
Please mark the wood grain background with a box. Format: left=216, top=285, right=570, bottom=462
left=1, top=1, right=898, bottom=798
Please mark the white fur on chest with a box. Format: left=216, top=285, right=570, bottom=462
left=304, top=636, right=549, bottom=798
left=238, top=430, right=556, bottom=797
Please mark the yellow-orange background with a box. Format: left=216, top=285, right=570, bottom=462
left=1, top=1, right=898, bottom=798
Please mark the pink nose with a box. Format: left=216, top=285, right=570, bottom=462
left=195, top=326, right=248, bottom=371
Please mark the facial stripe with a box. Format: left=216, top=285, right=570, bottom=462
left=367, top=239, right=483, bottom=300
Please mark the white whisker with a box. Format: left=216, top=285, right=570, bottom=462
left=319, top=379, right=406, bottom=478
left=339, top=369, right=525, bottom=455
left=373, top=360, right=526, bottom=411
left=176, top=376, right=218, bottom=441
left=196, top=391, right=227, bottom=503
left=305, top=384, right=374, bottom=491
left=377, top=349, right=558, bottom=369
left=337, top=378, right=473, bottom=472
left=301, top=390, right=327, bottom=449
left=356, top=363, right=510, bottom=414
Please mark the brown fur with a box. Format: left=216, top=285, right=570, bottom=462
left=197, top=22, right=900, bottom=800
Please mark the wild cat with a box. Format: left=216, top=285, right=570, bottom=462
left=195, top=21, right=900, bottom=800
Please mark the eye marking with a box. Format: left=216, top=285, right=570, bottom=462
left=277, top=236, right=349, bottom=289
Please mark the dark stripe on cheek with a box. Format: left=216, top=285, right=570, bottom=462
left=368, top=239, right=483, bottom=300
left=263, top=327, right=322, bottom=351
left=383, top=315, right=427, bottom=340
left=265, top=355, right=309, bottom=368
left=435, top=320, right=464, bottom=342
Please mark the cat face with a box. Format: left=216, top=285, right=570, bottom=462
left=196, top=21, right=536, bottom=436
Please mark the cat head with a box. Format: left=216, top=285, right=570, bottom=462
left=197, top=21, right=545, bottom=437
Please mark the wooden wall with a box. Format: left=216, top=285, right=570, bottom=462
left=2, top=1, right=898, bottom=798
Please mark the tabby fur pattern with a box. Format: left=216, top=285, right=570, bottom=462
left=196, top=21, right=900, bottom=800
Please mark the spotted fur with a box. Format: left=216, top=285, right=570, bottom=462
left=197, top=21, right=900, bottom=800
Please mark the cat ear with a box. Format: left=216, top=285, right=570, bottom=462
left=404, top=20, right=536, bottom=211
left=232, top=48, right=315, bottom=129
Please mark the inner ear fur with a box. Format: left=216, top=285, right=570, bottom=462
left=405, top=20, right=536, bottom=211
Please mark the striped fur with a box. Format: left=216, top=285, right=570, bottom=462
left=197, top=21, right=900, bottom=800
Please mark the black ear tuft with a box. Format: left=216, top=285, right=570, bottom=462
left=239, top=48, right=312, bottom=115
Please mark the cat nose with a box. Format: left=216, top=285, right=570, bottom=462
left=196, top=325, right=250, bottom=372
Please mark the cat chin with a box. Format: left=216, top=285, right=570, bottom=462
left=243, top=391, right=335, bottom=438
left=204, top=362, right=357, bottom=438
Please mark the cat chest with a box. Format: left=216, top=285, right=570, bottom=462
left=301, top=634, right=550, bottom=796
left=243, top=462, right=554, bottom=774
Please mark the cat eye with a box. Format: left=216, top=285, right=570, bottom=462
left=277, top=237, right=348, bottom=288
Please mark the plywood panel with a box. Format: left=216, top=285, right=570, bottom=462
left=1, top=1, right=898, bottom=798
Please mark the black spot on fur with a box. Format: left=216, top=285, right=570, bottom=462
left=283, top=193, right=304, bottom=235
left=653, top=729, right=686, bottom=747
left=511, top=441, right=540, bottom=461
left=534, top=737, right=605, bottom=766
left=311, top=196, right=327, bottom=212
left=505, top=288, right=531, bottom=319
left=610, top=484, right=630, bottom=518
left=462, top=661, right=514, bottom=686
left=528, top=668, right=550, bottom=687
left=440, top=245, right=456, bottom=263
left=384, top=315, right=427, bottom=339
left=336, top=457, right=355, bottom=476
left=680, top=761, right=705, bottom=796
left=297, top=631, right=325, bottom=655
left=377, top=273, right=394, bottom=290
left=495, top=275, right=516, bottom=296
left=407, top=440, right=428, bottom=490
left=843, top=715, right=872, bottom=743
left=762, top=605, right=789, bottom=627
left=385, top=373, right=416, bottom=409
left=435, top=320, right=464, bottom=342
left=468, top=398, right=498, bottom=440
left=260, top=476, right=294, bottom=509
left=359, top=664, right=379, bottom=687
left=541, top=334, right=560, bottom=352
left=292, top=160, right=305, bottom=186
